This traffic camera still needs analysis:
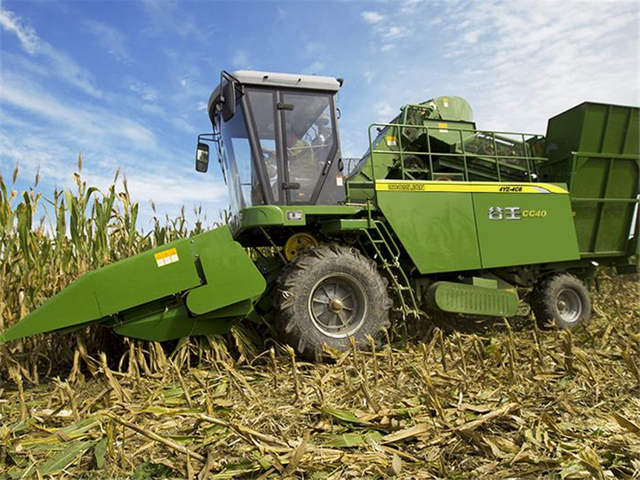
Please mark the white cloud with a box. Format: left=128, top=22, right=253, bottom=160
left=360, top=8, right=410, bottom=50
left=304, top=61, right=325, bottom=74
left=85, top=20, right=132, bottom=63
left=232, top=49, right=250, bottom=69
left=375, top=102, right=396, bottom=118
left=0, top=5, right=39, bottom=53
left=442, top=0, right=640, bottom=132
left=85, top=170, right=227, bottom=206
left=383, top=25, right=404, bottom=39
left=362, top=11, right=385, bottom=24
left=1, top=72, right=155, bottom=148
left=0, top=4, right=102, bottom=98
left=341, top=0, right=638, bottom=161
left=41, top=45, right=103, bottom=98
left=141, top=0, right=207, bottom=40
left=400, top=0, right=424, bottom=15
left=0, top=74, right=225, bottom=224
left=128, top=81, right=159, bottom=102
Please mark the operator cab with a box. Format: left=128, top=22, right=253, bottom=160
left=197, top=71, right=346, bottom=215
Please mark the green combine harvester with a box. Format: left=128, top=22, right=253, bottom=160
left=1, top=71, right=638, bottom=360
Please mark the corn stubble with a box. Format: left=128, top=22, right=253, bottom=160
left=1, top=162, right=639, bottom=479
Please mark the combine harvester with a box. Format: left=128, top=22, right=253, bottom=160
left=1, top=71, right=638, bottom=360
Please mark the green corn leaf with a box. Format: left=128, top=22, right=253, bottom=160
left=320, top=406, right=370, bottom=425
left=39, top=439, right=96, bottom=476
left=325, top=431, right=383, bottom=448
left=94, top=437, right=108, bottom=470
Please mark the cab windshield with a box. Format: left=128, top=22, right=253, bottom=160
left=217, top=100, right=264, bottom=214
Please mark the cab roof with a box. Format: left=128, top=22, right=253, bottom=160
left=208, top=70, right=342, bottom=123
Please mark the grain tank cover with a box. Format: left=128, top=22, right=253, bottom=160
left=417, top=96, right=474, bottom=123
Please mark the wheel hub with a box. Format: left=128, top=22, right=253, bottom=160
left=329, top=298, right=344, bottom=312
left=556, top=288, right=582, bottom=323
left=308, top=273, right=368, bottom=338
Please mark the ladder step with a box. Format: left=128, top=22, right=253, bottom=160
left=391, top=285, right=411, bottom=291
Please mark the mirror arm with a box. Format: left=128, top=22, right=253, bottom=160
left=197, top=133, right=219, bottom=144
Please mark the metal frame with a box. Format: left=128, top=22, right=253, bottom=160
left=345, top=120, right=549, bottom=204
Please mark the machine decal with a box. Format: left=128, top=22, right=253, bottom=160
left=286, top=210, right=303, bottom=221
left=154, top=248, right=179, bottom=267
left=488, top=207, right=548, bottom=220
left=375, top=180, right=568, bottom=194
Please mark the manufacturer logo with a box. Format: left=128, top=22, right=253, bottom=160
left=488, top=207, right=547, bottom=220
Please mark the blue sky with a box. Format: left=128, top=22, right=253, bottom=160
left=1, top=0, right=638, bottom=227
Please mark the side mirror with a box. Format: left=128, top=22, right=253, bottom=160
left=195, top=142, right=210, bottom=173
left=221, top=80, right=236, bottom=122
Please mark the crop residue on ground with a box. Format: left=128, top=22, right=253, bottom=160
left=1, top=275, right=638, bottom=479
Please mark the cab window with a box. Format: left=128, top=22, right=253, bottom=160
left=282, top=92, right=336, bottom=203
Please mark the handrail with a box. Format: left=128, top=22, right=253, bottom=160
left=363, top=120, right=548, bottom=185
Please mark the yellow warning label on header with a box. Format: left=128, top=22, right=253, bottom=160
left=375, top=180, right=568, bottom=194
left=154, top=248, right=179, bottom=267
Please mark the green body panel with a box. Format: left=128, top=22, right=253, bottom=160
left=113, top=305, right=233, bottom=341
left=473, top=192, right=580, bottom=268
left=545, top=102, right=639, bottom=162
left=377, top=190, right=482, bottom=274
left=0, top=275, right=104, bottom=342
left=375, top=180, right=580, bottom=274
left=569, top=155, right=638, bottom=256
left=93, top=238, right=201, bottom=314
left=186, top=229, right=266, bottom=314
left=542, top=102, right=640, bottom=258
left=232, top=204, right=364, bottom=233
left=430, top=281, right=519, bottom=316
left=321, top=218, right=370, bottom=234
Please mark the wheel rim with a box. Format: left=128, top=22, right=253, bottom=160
left=556, top=288, right=582, bottom=324
left=308, top=273, right=367, bottom=338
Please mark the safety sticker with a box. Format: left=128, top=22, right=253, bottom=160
left=154, top=248, right=179, bottom=267
left=385, top=136, right=397, bottom=146
left=336, top=175, right=344, bottom=186
left=443, top=98, right=449, bottom=108
left=438, top=122, right=449, bottom=133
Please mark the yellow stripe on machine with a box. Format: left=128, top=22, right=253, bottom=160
left=375, top=180, right=568, bottom=194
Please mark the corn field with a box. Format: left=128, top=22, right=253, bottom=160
left=0, top=162, right=639, bottom=479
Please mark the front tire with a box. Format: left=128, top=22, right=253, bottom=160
left=274, top=244, right=391, bottom=361
left=531, top=273, right=591, bottom=329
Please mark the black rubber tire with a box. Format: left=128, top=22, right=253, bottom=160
left=274, top=244, right=391, bottom=361
left=531, top=273, right=591, bottom=329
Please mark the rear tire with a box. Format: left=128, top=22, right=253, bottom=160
left=274, top=244, right=391, bottom=361
left=531, top=273, right=591, bottom=329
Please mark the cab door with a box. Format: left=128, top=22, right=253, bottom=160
left=279, top=90, right=338, bottom=204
